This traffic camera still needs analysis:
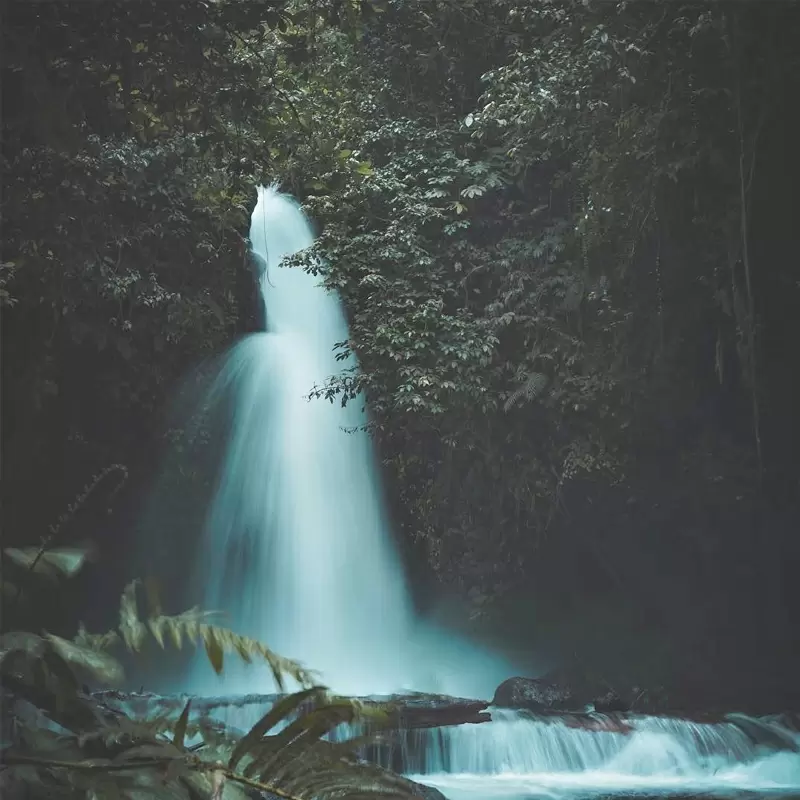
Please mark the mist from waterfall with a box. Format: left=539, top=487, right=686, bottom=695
left=189, top=185, right=512, bottom=698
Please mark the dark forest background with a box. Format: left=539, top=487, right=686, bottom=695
left=3, top=0, right=800, bottom=707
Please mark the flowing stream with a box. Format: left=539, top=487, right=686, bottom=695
left=406, top=709, right=800, bottom=799
left=183, top=185, right=800, bottom=798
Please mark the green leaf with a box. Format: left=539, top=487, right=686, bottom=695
left=44, top=632, right=125, bottom=685
left=228, top=686, right=327, bottom=769
left=173, top=699, right=192, bottom=749
left=460, top=184, right=485, bottom=199
left=203, top=628, right=224, bottom=674
left=245, top=700, right=365, bottom=781
left=4, top=546, right=92, bottom=579
left=118, top=580, right=148, bottom=651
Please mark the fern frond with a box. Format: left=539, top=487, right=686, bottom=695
left=147, top=607, right=220, bottom=649
left=3, top=585, right=420, bottom=800
left=111, top=579, right=318, bottom=690
left=118, top=579, right=148, bottom=651
left=229, top=686, right=328, bottom=769
left=243, top=700, right=360, bottom=780
left=73, top=622, right=119, bottom=652
left=227, top=694, right=419, bottom=800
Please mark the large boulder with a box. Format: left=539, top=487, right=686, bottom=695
left=492, top=676, right=576, bottom=711
left=593, top=688, right=629, bottom=713
left=492, top=673, right=632, bottom=713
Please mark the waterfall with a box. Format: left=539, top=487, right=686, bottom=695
left=169, top=184, right=800, bottom=798
left=188, top=185, right=512, bottom=699
left=103, top=689, right=800, bottom=799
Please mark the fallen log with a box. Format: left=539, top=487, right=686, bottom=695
left=91, top=690, right=491, bottom=731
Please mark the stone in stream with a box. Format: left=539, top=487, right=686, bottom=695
left=492, top=675, right=581, bottom=711
left=492, top=673, right=638, bottom=713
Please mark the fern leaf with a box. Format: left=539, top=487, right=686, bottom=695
left=147, top=607, right=216, bottom=649
left=73, top=623, right=119, bottom=652
left=43, top=632, right=125, bottom=685
left=203, top=627, right=225, bottom=674
left=173, top=699, right=192, bottom=749
left=143, top=576, right=163, bottom=618
left=190, top=623, right=318, bottom=690
left=110, top=581, right=316, bottom=689
left=229, top=686, right=327, bottom=770
left=118, top=580, right=147, bottom=651
left=245, top=701, right=363, bottom=782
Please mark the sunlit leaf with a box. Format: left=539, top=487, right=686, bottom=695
left=172, top=699, right=192, bottom=749
left=44, top=632, right=125, bottom=685
left=4, top=546, right=92, bottom=579
left=203, top=628, right=224, bottom=674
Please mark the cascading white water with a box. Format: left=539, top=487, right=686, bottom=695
left=190, top=185, right=512, bottom=698
left=408, top=710, right=800, bottom=798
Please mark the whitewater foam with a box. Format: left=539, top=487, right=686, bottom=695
left=411, top=709, right=800, bottom=798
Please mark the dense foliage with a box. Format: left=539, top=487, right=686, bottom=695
left=0, top=541, right=420, bottom=799
left=4, top=1, right=800, bottom=692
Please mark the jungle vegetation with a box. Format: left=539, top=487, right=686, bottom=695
left=0, top=533, right=421, bottom=799
left=3, top=0, right=800, bottom=699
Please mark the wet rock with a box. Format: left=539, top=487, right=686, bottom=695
left=627, top=684, right=672, bottom=714
left=562, top=714, right=634, bottom=734
left=492, top=676, right=575, bottom=711
left=593, top=688, right=629, bottom=713
left=493, top=672, right=635, bottom=713
left=406, top=779, right=447, bottom=800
